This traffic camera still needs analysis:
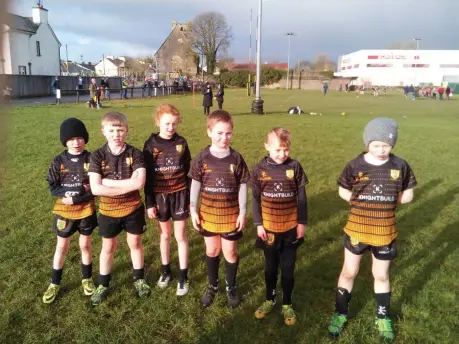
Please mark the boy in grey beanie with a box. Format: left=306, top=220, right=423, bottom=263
left=328, top=117, right=417, bottom=341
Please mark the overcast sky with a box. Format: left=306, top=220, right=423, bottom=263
left=11, top=0, right=459, bottom=64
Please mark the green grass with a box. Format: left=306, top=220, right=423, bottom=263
left=1, top=89, right=459, bottom=344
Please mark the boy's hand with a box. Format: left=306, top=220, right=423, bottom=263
left=61, top=197, right=74, bottom=205
left=296, top=224, right=306, bottom=239
left=236, top=214, right=246, bottom=232
left=83, top=184, right=91, bottom=192
left=147, top=207, right=158, bottom=219
left=190, top=212, right=201, bottom=231
left=257, top=225, right=267, bottom=241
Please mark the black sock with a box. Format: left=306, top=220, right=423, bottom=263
left=81, top=263, right=92, bottom=279
left=133, top=268, right=145, bottom=281
left=265, top=273, right=277, bottom=302
left=335, top=287, right=351, bottom=315
left=281, top=275, right=294, bottom=305
left=375, top=292, right=391, bottom=319
left=99, top=274, right=111, bottom=288
left=179, top=268, right=188, bottom=283
left=51, top=268, right=63, bottom=285
left=161, top=264, right=171, bottom=275
left=225, top=259, right=239, bottom=290
left=206, top=255, right=219, bottom=288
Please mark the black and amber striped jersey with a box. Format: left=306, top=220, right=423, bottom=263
left=250, top=157, right=308, bottom=233
left=338, top=153, right=417, bottom=246
left=46, top=150, right=95, bottom=220
left=143, top=133, right=191, bottom=208
left=188, top=146, right=250, bottom=233
left=88, top=143, right=144, bottom=218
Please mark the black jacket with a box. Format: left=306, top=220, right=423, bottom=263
left=216, top=85, right=224, bottom=101
left=202, top=86, right=213, bottom=107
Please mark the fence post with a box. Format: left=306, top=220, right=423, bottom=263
left=76, top=89, right=80, bottom=103
left=130, top=87, right=134, bottom=98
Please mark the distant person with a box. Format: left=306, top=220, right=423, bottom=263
left=122, top=77, right=129, bottom=99
left=216, top=83, right=225, bottom=110
left=78, top=76, right=83, bottom=90
left=438, top=86, right=444, bottom=100
left=3, top=85, right=12, bottom=102
left=446, top=86, right=451, bottom=100
left=202, top=82, right=213, bottom=116
left=323, top=82, right=329, bottom=96
left=52, top=76, right=60, bottom=103
left=104, top=78, right=110, bottom=99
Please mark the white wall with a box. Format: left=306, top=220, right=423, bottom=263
left=4, top=24, right=60, bottom=75
left=335, top=50, right=459, bottom=86
left=95, top=60, right=119, bottom=76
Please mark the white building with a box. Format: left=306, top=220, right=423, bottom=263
left=334, top=50, right=459, bottom=86
left=1, top=3, right=61, bottom=75
left=95, top=56, right=126, bottom=77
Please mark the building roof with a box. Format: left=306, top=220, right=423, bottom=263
left=106, top=58, right=125, bottom=67
left=154, top=24, right=193, bottom=57
left=6, top=13, right=39, bottom=33
left=61, top=61, right=95, bottom=75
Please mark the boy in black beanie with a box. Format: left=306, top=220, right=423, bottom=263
left=42, top=118, right=97, bottom=304
left=327, top=117, right=417, bottom=341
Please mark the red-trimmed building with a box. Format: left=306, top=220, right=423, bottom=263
left=335, top=50, right=459, bottom=86
left=227, top=63, right=289, bottom=71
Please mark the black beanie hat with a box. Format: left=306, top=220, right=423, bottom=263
left=60, top=117, right=89, bottom=146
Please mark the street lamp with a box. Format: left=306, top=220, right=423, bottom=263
left=251, top=0, right=264, bottom=114
left=285, top=32, right=296, bottom=89
left=413, top=37, right=422, bottom=86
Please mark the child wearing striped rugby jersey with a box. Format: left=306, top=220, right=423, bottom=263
left=88, top=112, right=151, bottom=305
left=250, top=128, right=308, bottom=326
left=42, top=118, right=97, bottom=304
left=328, top=118, right=417, bottom=341
left=188, top=110, right=250, bottom=308
left=143, top=104, right=192, bottom=296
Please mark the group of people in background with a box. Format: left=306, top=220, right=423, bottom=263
left=202, top=82, right=225, bottom=115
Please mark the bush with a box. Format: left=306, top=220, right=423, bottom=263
left=217, top=67, right=286, bottom=87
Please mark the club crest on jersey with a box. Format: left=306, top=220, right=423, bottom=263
left=153, top=148, right=162, bottom=157
left=56, top=218, right=67, bottom=231
left=126, top=156, right=133, bottom=166
left=203, top=164, right=212, bottom=173
left=390, top=169, right=400, bottom=181
left=176, top=144, right=183, bottom=153
left=286, top=169, right=294, bottom=179
left=266, top=233, right=275, bottom=245
left=102, top=160, right=109, bottom=170
left=83, top=163, right=89, bottom=171
left=229, top=164, right=236, bottom=173
left=60, top=164, right=69, bottom=174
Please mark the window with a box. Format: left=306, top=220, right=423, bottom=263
left=403, top=64, right=430, bottom=68
left=18, top=66, right=26, bottom=74
left=36, top=41, right=41, bottom=56
left=366, top=64, right=393, bottom=67
left=346, top=66, right=352, bottom=69
left=440, top=64, right=459, bottom=68
left=353, top=64, right=360, bottom=68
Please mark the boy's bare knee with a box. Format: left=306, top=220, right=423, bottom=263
left=372, top=270, right=389, bottom=283
left=341, top=266, right=359, bottom=280
left=56, top=244, right=69, bottom=256
left=206, top=247, right=220, bottom=257
left=102, top=241, right=118, bottom=255
left=128, top=236, right=143, bottom=251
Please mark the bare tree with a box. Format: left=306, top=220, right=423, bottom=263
left=216, top=56, right=235, bottom=70
left=313, top=53, right=336, bottom=72
left=191, top=12, right=233, bottom=75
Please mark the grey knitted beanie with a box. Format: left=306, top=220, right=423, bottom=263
left=363, top=117, right=398, bottom=147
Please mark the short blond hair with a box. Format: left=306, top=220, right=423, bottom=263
left=207, top=110, right=233, bottom=130
left=101, top=112, right=128, bottom=128
left=155, top=104, right=181, bottom=125
left=266, top=127, right=291, bottom=147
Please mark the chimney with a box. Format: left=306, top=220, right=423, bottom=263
left=32, top=3, right=48, bottom=24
